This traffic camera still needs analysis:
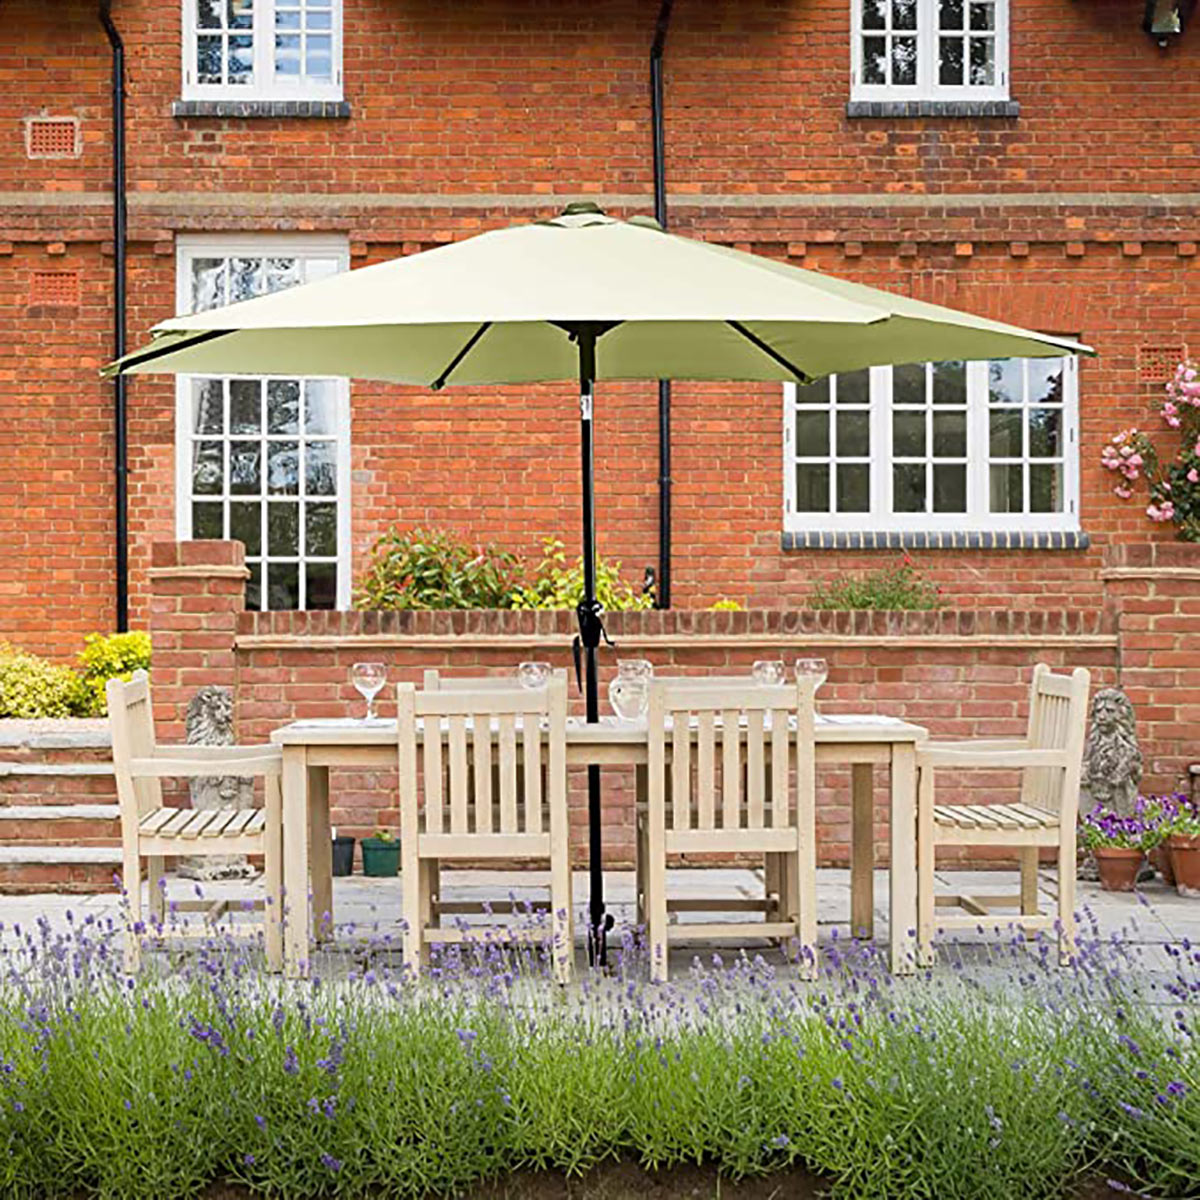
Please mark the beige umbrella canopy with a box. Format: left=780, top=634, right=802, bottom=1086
left=106, top=202, right=1092, bottom=965
left=106, top=204, right=1087, bottom=385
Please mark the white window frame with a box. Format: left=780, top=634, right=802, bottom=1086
left=850, top=0, right=1010, bottom=103
left=783, top=356, right=1080, bottom=534
left=181, top=0, right=344, bottom=102
left=174, top=233, right=352, bottom=610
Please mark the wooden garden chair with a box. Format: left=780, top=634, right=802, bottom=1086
left=915, top=663, right=1091, bottom=966
left=397, top=676, right=572, bottom=982
left=641, top=677, right=818, bottom=982
left=107, top=670, right=283, bottom=973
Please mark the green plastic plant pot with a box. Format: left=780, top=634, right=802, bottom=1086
left=360, top=837, right=400, bottom=878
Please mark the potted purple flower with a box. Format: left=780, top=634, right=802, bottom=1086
left=1160, top=792, right=1200, bottom=896
left=1080, top=798, right=1165, bottom=892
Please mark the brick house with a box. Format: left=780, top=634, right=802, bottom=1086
left=0, top=0, right=1195, bottom=653
left=4, top=0, right=1200, bottom=887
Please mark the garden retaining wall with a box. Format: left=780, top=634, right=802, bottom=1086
left=4, top=538, right=1198, bottom=890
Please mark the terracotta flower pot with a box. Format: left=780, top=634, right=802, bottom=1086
left=1093, top=847, right=1146, bottom=892
left=1167, top=834, right=1200, bottom=897
left=1152, top=845, right=1177, bottom=888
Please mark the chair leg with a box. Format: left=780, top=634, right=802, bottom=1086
left=796, top=831, right=817, bottom=982
left=147, top=856, right=167, bottom=928
left=916, top=767, right=936, bottom=968
left=764, top=853, right=781, bottom=916
left=1019, top=846, right=1040, bottom=941
left=419, top=858, right=436, bottom=938
left=550, top=845, right=573, bottom=986
left=781, top=847, right=802, bottom=968
left=122, top=844, right=142, bottom=974
left=264, top=775, right=284, bottom=972
left=402, top=845, right=425, bottom=977
left=1057, top=832, right=1077, bottom=967
left=635, top=816, right=648, bottom=930
left=646, top=835, right=668, bottom=984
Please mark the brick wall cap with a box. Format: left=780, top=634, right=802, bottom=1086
left=0, top=719, right=111, bottom=750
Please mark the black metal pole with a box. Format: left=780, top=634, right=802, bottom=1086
left=651, top=1, right=674, bottom=609
left=100, top=1, right=129, bottom=633
left=575, top=327, right=610, bottom=967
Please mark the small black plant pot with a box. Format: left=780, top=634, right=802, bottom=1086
left=360, top=837, right=400, bottom=878
left=331, top=835, right=355, bottom=877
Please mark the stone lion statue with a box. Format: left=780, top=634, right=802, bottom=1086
left=1080, top=687, right=1143, bottom=817
left=178, top=685, right=256, bottom=881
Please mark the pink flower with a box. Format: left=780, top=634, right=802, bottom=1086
left=1194, top=438, right=1200, bottom=456
left=1147, top=501, right=1176, bottom=522
left=1129, top=453, right=1144, bottom=467
left=1115, top=486, right=1133, bottom=499
left=1189, top=468, right=1200, bottom=485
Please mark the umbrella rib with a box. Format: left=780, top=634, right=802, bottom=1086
left=430, top=321, right=493, bottom=390
left=111, top=328, right=234, bottom=375
left=726, top=321, right=811, bottom=383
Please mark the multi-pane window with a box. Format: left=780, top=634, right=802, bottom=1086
left=176, top=237, right=350, bottom=611
left=785, top=356, right=1079, bottom=533
left=183, top=0, right=342, bottom=101
left=851, top=0, right=1009, bottom=101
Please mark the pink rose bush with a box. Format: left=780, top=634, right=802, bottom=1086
left=1103, top=360, right=1200, bottom=541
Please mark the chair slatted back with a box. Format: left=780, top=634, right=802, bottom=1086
left=106, top=670, right=163, bottom=822
left=1019, top=664, right=1091, bottom=818
left=648, top=679, right=816, bottom=832
left=398, top=678, right=567, bottom=837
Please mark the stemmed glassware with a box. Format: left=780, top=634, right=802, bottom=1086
left=794, top=657, right=829, bottom=694
left=351, top=661, right=387, bottom=722
left=751, top=659, right=786, bottom=685
left=518, top=661, right=552, bottom=689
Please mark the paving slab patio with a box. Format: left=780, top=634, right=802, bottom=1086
left=3, top=866, right=1197, bottom=980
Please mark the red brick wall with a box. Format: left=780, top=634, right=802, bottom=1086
left=1, top=1, right=1198, bottom=657
left=6, top=537, right=1199, bottom=891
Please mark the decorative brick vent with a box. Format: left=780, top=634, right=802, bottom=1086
left=24, top=117, right=80, bottom=158
left=30, top=271, right=80, bottom=307
left=1138, top=344, right=1187, bottom=384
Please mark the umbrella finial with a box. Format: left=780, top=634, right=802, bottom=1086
left=561, top=200, right=605, bottom=216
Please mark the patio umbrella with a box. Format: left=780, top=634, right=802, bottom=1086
left=106, top=201, right=1091, bottom=965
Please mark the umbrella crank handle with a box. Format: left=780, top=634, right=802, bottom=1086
left=573, top=600, right=614, bottom=695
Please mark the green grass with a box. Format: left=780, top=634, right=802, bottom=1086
left=0, top=913, right=1196, bottom=1198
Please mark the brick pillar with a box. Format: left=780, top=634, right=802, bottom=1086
left=148, top=541, right=247, bottom=743
left=1104, top=542, right=1200, bottom=793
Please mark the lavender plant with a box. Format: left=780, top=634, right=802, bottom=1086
left=0, top=900, right=1197, bottom=1199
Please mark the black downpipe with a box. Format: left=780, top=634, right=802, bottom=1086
left=651, top=2, right=674, bottom=609
left=100, top=2, right=129, bottom=632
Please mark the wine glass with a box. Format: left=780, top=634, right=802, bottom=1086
left=794, top=657, right=829, bottom=694
left=351, top=661, right=387, bottom=722
left=518, top=661, right=552, bottom=689
left=751, top=659, right=786, bottom=685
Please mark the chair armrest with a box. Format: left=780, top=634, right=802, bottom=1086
left=129, top=746, right=282, bottom=778
left=916, top=741, right=1070, bottom=770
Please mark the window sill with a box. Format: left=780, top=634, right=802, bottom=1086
left=172, top=99, right=351, bottom=119
left=845, top=99, right=1019, bottom=119
left=781, top=529, right=1089, bottom=551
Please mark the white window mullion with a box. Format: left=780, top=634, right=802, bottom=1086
left=966, top=360, right=987, bottom=520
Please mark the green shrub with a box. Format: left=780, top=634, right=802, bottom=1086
left=0, top=643, right=89, bottom=719
left=77, top=631, right=153, bottom=716
left=808, top=555, right=942, bottom=611
left=509, top=537, right=653, bottom=613
left=354, top=529, right=653, bottom=612
left=353, top=527, right=522, bottom=610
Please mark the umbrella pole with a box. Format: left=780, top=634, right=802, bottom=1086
left=575, top=326, right=611, bottom=968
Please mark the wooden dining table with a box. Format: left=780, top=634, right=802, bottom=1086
left=270, top=712, right=927, bottom=978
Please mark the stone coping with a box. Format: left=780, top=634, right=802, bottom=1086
left=236, top=608, right=1110, bottom=640
left=0, top=719, right=111, bottom=750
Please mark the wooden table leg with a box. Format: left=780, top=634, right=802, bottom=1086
left=282, top=745, right=310, bottom=978
left=308, top=765, right=333, bottom=943
left=889, top=742, right=917, bottom=975
left=850, top=762, right=875, bottom=940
